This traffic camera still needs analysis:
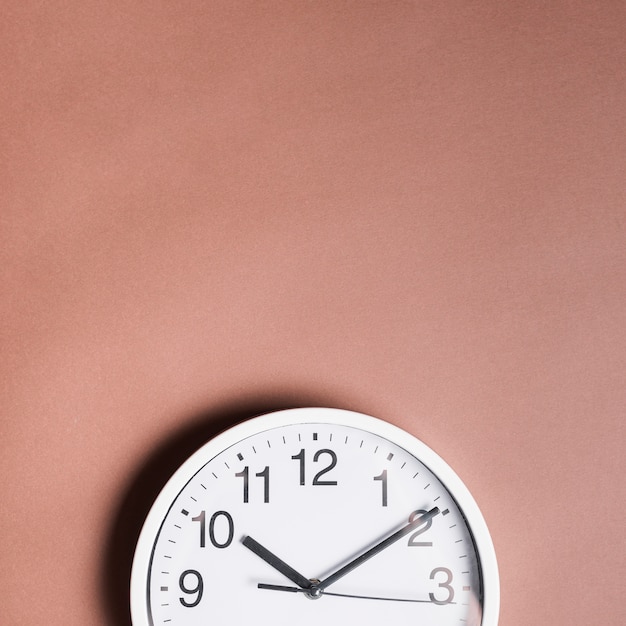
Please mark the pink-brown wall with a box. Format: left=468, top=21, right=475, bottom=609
left=2, top=2, right=625, bottom=624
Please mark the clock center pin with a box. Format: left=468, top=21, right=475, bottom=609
left=305, top=579, right=323, bottom=600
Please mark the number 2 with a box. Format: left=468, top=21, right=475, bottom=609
left=407, top=509, right=433, bottom=547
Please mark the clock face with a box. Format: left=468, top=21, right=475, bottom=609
left=131, top=408, right=499, bottom=625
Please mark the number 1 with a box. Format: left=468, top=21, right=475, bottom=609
left=373, top=470, right=388, bottom=506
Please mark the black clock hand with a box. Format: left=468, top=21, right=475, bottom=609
left=318, top=507, right=440, bottom=591
left=246, top=508, right=439, bottom=596
left=257, top=583, right=453, bottom=604
left=242, top=536, right=312, bottom=590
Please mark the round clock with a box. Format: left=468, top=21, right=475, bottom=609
left=130, top=408, right=499, bottom=625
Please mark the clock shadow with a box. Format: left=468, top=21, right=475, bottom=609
left=100, top=393, right=329, bottom=625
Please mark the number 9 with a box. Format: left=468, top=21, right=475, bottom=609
left=179, top=569, right=204, bottom=608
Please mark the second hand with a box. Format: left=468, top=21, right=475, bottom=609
left=257, top=583, right=454, bottom=604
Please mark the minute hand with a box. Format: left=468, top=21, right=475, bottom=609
left=318, top=507, right=440, bottom=591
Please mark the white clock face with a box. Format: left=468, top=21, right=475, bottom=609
left=131, top=408, right=499, bottom=625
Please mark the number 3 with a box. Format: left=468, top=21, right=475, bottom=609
left=429, top=567, right=454, bottom=605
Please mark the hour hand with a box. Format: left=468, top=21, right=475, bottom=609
left=242, top=536, right=312, bottom=590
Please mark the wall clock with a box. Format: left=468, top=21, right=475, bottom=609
left=130, top=407, right=499, bottom=625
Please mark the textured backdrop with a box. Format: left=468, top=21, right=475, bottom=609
left=1, top=2, right=625, bottom=624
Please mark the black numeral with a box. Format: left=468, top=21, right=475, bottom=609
left=192, top=510, right=234, bottom=548
left=291, top=449, right=338, bottom=486
left=191, top=511, right=206, bottom=547
left=209, top=510, right=234, bottom=548
left=312, top=449, right=338, bottom=485
left=179, top=569, right=203, bottom=607
left=291, top=449, right=305, bottom=485
left=429, top=567, right=454, bottom=605
left=407, top=509, right=433, bottom=547
left=235, top=466, right=270, bottom=503
left=373, top=470, right=388, bottom=506
left=256, top=466, right=270, bottom=502
left=235, top=467, right=249, bottom=502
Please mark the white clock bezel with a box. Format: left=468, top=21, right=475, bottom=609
left=130, top=407, right=500, bottom=625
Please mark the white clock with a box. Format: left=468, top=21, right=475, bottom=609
left=130, top=407, right=499, bottom=625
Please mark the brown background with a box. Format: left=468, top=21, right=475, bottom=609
left=2, top=2, right=625, bottom=624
